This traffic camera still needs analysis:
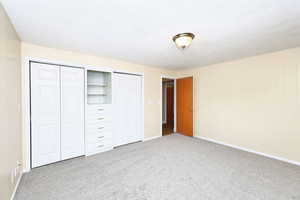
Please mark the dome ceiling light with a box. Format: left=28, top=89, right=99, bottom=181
left=172, top=32, right=195, bottom=50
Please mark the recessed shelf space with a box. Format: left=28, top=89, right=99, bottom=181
left=87, top=70, right=111, bottom=105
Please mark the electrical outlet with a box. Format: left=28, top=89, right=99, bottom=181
left=14, top=167, right=18, bottom=178
left=16, top=160, right=21, bottom=171
left=11, top=170, right=15, bottom=184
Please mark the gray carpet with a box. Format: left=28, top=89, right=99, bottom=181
left=15, top=134, right=300, bottom=200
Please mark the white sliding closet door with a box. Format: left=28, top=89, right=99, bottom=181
left=113, top=73, right=142, bottom=146
left=31, top=62, right=61, bottom=168
left=61, top=67, right=85, bottom=160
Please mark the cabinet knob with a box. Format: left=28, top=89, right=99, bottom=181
left=97, top=117, right=104, bottom=120
left=98, top=109, right=104, bottom=111
left=97, top=145, right=104, bottom=148
left=98, top=127, right=104, bottom=129
left=98, top=136, right=104, bottom=139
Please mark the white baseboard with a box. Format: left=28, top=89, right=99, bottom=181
left=10, top=171, right=23, bottom=200
left=143, top=135, right=161, bottom=142
left=194, top=135, right=300, bottom=167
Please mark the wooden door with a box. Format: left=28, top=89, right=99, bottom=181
left=60, top=67, right=85, bottom=160
left=176, top=77, right=193, bottom=136
left=31, top=62, right=61, bottom=168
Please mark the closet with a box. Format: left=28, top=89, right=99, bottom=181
left=113, top=72, right=143, bottom=146
left=31, top=62, right=84, bottom=168
left=30, top=61, right=143, bottom=167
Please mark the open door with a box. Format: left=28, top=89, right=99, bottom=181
left=176, top=77, right=193, bottom=136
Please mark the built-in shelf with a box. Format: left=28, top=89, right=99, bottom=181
left=87, top=94, right=107, bottom=96
left=87, top=84, right=107, bottom=87
left=87, top=70, right=111, bottom=105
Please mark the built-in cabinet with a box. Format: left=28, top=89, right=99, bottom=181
left=30, top=62, right=143, bottom=168
left=85, top=69, right=113, bottom=156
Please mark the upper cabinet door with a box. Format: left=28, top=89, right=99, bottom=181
left=31, top=62, right=61, bottom=168
left=61, top=67, right=85, bottom=160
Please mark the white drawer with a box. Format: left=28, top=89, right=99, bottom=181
left=86, top=128, right=112, bottom=136
left=86, top=114, right=112, bottom=123
left=86, top=121, right=112, bottom=131
left=86, top=132, right=112, bottom=144
left=86, top=105, right=112, bottom=115
left=86, top=139, right=112, bottom=155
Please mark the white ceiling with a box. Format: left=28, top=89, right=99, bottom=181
left=2, top=0, right=300, bottom=69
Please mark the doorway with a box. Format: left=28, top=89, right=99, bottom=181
left=162, top=78, right=175, bottom=136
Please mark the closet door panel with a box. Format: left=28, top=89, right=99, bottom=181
left=61, top=67, right=85, bottom=160
left=133, top=76, right=142, bottom=142
left=113, top=73, right=142, bottom=146
left=31, top=63, right=61, bottom=168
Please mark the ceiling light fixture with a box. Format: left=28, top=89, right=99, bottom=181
left=172, top=32, right=195, bottom=50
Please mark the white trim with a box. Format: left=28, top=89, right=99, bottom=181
left=10, top=172, right=23, bottom=200
left=194, top=135, right=300, bottom=167
left=113, top=69, right=144, bottom=76
left=143, top=135, right=161, bottom=142
left=22, top=58, right=31, bottom=172
left=141, top=74, right=145, bottom=143
left=22, top=168, right=30, bottom=173
left=25, top=57, right=84, bottom=69
left=176, top=75, right=194, bottom=79
left=85, top=65, right=113, bottom=72
left=160, top=75, right=177, bottom=136
left=162, top=85, right=167, bottom=123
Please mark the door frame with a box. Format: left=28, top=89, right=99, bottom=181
left=160, top=75, right=177, bottom=136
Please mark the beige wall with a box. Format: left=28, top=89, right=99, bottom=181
left=0, top=3, right=22, bottom=200
left=21, top=43, right=300, bottom=170
left=1, top=0, right=299, bottom=196
left=21, top=42, right=176, bottom=170
left=178, top=47, right=300, bottom=163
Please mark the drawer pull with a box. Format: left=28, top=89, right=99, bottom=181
left=97, top=117, right=104, bottom=120
left=97, top=145, right=104, bottom=148
left=98, top=136, right=104, bottom=139
left=98, top=127, right=104, bottom=129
